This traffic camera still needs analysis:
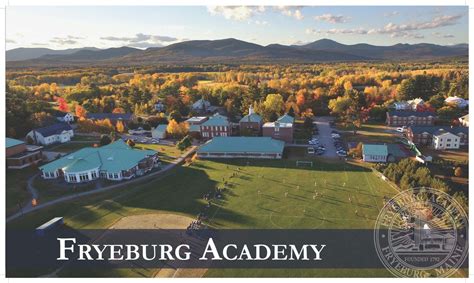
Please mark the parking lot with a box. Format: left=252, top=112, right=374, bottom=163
left=309, top=116, right=344, bottom=158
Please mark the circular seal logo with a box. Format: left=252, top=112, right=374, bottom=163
left=374, top=187, right=468, bottom=278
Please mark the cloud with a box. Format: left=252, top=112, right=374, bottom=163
left=6, top=39, right=16, bottom=44
left=207, top=6, right=265, bottom=21
left=432, top=32, right=455, bottom=38
left=308, top=13, right=463, bottom=39
left=276, top=6, right=304, bottom=20
left=100, top=33, right=180, bottom=48
left=254, top=20, right=268, bottom=26
left=31, top=42, right=47, bottom=46
left=306, top=27, right=368, bottom=35
left=49, top=35, right=84, bottom=45
left=384, top=11, right=399, bottom=17
left=314, top=14, right=349, bottom=24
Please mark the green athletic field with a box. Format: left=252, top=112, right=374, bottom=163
left=8, top=158, right=400, bottom=277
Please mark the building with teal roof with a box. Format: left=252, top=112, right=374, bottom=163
left=200, top=113, right=232, bottom=139
left=277, top=114, right=295, bottom=124
left=39, top=140, right=159, bottom=183
left=197, top=136, right=285, bottom=159
left=239, top=106, right=263, bottom=136
left=362, top=144, right=388, bottom=163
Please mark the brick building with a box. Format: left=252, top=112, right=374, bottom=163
left=386, top=111, right=436, bottom=126
left=6, top=138, right=43, bottom=169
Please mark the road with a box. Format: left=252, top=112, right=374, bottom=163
left=312, top=116, right=338, bottom=158
left=6, top=146, right=197, bottom=223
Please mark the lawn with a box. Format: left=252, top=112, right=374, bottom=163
left=136, top=143, right=184, bottom=163
left=339, top=123, right=397, bottom=144
left=7, top=158, right=400, bottom=277
left=6, top=167, right=37, bottom=216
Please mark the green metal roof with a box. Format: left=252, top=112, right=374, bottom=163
left=277, top=114, right=294, bottom=124
left=6, top=138, right=24, bottom=148
left=198, top=137, right=285, bottom=154
left=201, top=114, right=229, bottom=127
left=39, top=140, right=157, bottom=174
left=240, top=113, right=263, bottom=123
left=362, top=144, right=388, bottom=156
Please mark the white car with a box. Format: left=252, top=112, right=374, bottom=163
left=396, top=126, right=406, bottom=133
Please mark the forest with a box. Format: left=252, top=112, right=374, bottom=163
left=6, top=60, right=468, bottom=138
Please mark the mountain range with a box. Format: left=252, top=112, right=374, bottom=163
left=6, top=38, right=468, bottom=67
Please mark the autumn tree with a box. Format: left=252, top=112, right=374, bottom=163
left=75, top=105, right=87, bottom=119
left=57, top=97, right=69, bottom=112
left=166, top=119, right=189, bottom=138
left=116, top=120, right=125, bottom=133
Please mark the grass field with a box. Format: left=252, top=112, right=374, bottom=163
left=7, top=158, right=400, bottom=277
left=6, top=167, right=37, bottom=216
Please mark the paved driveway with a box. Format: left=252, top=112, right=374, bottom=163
left=312, top=116, right=338, bottom=158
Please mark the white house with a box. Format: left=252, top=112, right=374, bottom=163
left=459, top=114, right=469, bottom=127
left=54, top=112, right=75, bottom=123
left=432, top=130, right=460, bottom=150
left=151, top=124, right=168, bottom=139
left=407, top=98, right=425, bottom=110
left=192, top=98, right=211, bottom=112
left=445, top=96, right=468, bottom=108
left=392, top=101, right=411, bottom=110
left=26, top=123, right=74, bottom=146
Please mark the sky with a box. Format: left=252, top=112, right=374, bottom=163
left=6, top=6, right=469, bottom=50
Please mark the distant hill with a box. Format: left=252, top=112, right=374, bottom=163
left=6, top=38, right=468, bottom=67
left=298, top=39, right=468, bottom=60
left=39, top=46, right=140, bottom=61
left=6, top=47, right=99, bottom=61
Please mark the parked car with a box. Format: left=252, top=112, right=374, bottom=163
left=396, top=126, right=406, bottom=133
left=307, top=147, right=315, bottom=154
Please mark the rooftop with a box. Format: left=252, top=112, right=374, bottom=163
left=409, top=126, right=468, bottom=135
left=6, top=137, right=25, bottom=148
left=40, top=140, right=157, bottom=174
left=201, top=113, right=230, bottom=127
left=362, top=144, right=388, bottom=156
left=86, top=113, right=133, bottom=121
left=31, top=123, right=73, bottom=138
left=198, top=137, right=285, bottom=154
left=185, top=116, right=208, bottom=123
left=263, top=122, right=293, bottom=128
left=277, top=114, right=295, bottom=124
left=240, top=113, right=263, bottom=123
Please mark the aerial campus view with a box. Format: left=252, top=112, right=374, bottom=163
left=4, top=5, right=469, bottom=278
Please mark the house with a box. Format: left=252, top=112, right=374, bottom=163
left=362, top=144, right=388, bottom=163
left=6, top=138, right=43, bottom=169
left=432, top=130, right=461, bottom=150
left=185, top=116, right=209, bottom=138
left=200, top=113, right=231, bottom=139
left=39, top=140, right=159, bottom=183
left=86, top=113, right=134, bottom=125
left=459, top=114, right=469, bottom=127
left=262, top=114, right=294, bottom=143
left=26, top=123, right=74, bottom=146
left=386, top=110, right=436, bottom=126
left=151, top=124, right=168, bottom=139
left=445, top=96, right=468, bottom=108
left=392, top=101, right=411, bottom=111
left=407, top=126, right=468, bottom=148
left=239, top=106, right=263, bottom=136
left=52, top=111, right=75, bottom=123
left=407, top=98, right=425, bottom=110
left=192, top=98, right=211, bottom=113
left=197, top=137, right=285, bottom=159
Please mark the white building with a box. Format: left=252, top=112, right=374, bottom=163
left=459, top=114, right=469, bottom=127
left=26, top=123, right=74, bottom=146
left=192, top=98, right=211, bottom=112
left=392, top=101, right=411, bottom=110
left=54, top=112, right=75, bottom=123
left=432, top=130, right=460, bottom=150
left=407, top=98, right=425, bottom=110
left=445, top=96, right=468, bottom=108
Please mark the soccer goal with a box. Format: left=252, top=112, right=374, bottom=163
left=296, top=160, right=313, bottom=167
